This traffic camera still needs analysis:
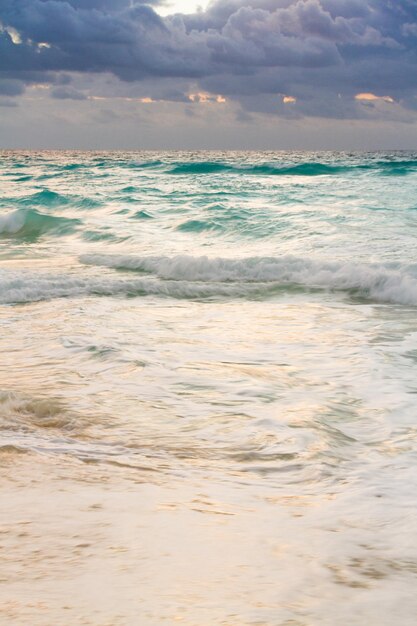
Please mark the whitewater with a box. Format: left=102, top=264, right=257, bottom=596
left=1, top=151, right=417, bottom=626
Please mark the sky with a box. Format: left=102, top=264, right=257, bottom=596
left=1, top=0, right=417, bottom=150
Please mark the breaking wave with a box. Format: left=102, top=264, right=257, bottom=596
left=0, top=270, right=273, bottom=304
left=1, top=254, right=416, bottom=305
left=79, top=254, right=417, bottom=305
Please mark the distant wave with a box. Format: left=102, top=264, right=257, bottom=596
left=168, top=160, right=417, bottom=176
left=10, top=156, right=417, bottom=179
left=374, top=159, right=417, bottom=175
left=0, top=208, right=80, bottom=239
left=1, top=254, right=415, bottom=306
left=168, top=161, right=346, bottom=176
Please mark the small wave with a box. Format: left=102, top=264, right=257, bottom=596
left=76, top=197, right=102, bottom=210
left=176, top=208, right=277, bottom=237
left=177, top=219, right=224, bottom=232
left=0, top=444, right=28, bottom=456
left=20, top=191, right=100, bottom=210
left=131, top=210, right=154, bottom=220
left=0, top=391, right=74, bottom=430
left=0, top=208, right=80, bottom=239
left=20, top=189, right=72, bottom=207
left=272, top=163, right=345, bottom=176
left=81, top=229, right=120, bottom=242
left=61, top=163, right=88, bottom=171
left=374, top=159, right=417, bottom=176
left=14, top=175, right=33, bottom=182
left=3, top=190, right=99, bottom=212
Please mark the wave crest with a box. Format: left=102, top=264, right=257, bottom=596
left=0, top=209, right=80, bottom=239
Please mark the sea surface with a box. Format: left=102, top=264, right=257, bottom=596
left=1, top=151, right=417, bottom=625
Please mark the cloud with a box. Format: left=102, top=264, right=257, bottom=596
left=0, top=98, right=18, bottom=107
left=355, top=92, right=394, bottom=103
left=0, top=0, right=417, bottom=122
left=0, top=78, right=25, bottom=96
left=37, top=0, right=162, bottom=9
left=50, top=86, right=87, bottom=100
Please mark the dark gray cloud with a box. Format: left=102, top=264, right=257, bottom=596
left=0, top=0, right=417, bottom=121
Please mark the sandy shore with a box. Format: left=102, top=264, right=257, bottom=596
left=2, top=448, right=417, bottom=626
left=1, top=451, right=291, bottom=626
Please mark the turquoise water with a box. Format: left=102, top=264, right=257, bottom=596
left=1, top=151, right=417, bottom=625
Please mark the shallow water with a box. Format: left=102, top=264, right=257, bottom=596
left=1, top=151, right=417, bottom=625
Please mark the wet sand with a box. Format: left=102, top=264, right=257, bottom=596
left=2, top=450, right=417, bottom=626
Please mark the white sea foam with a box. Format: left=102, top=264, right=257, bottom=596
left=79, top=254, right=417, bottom=306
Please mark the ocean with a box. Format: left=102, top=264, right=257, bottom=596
left=1, top=151, right=417, bottom=625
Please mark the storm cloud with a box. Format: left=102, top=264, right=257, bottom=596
left=0, top=0, right=417, bottom=122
